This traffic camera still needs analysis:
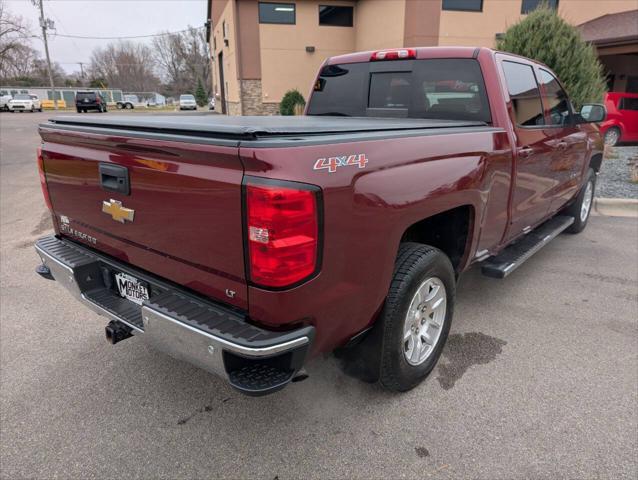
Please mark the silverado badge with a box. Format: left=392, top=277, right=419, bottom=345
left=102, top=199, right=135, bottom=223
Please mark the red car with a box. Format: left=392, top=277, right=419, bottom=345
left=600, top=92, right=638, bottom=145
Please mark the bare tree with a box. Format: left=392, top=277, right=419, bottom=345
left=0, top=0, right=32, bottom=80
left=153, top=27, right=210, bottom=97
left=89, top=41, right=160, bottom=92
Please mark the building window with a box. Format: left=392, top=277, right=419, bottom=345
left=442, top=0, right=483, bottom=12
left=259, top=2, right=295, bottom=24
left=521, top=0, right=558, bottom=14
left=501, top=61, right=545, bottom=126
left=319, top=5, right=353, bottom=26
left=222, top=21, right=227, bottom=38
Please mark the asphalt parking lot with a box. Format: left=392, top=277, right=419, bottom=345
left=1, top=111, right=637, bottom=479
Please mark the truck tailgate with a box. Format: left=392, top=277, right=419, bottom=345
left=39, top=126, right=247, bottom=309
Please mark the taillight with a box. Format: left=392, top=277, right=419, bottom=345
left=95, top=97, right=101, bottom=103
left=371, top=48, right=416, bottom=61
left=245, top=179, right=321, bottom=288
left=37, top=147, right=53, bottom=211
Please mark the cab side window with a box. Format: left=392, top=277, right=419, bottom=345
left=619, top=97, right=638, bottom=111
left=502, top=61, right=544, bottom=127
left=540, top=69, right=571, bottom=125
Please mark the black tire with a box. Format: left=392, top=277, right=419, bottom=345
left=563, top=168, right=596, bottom=234
left=38, top=108, right=43, bottom=112
left=117, top=103, right=124, bottom=109
left=125, top=103, right=133, bottom=109
left=375, top=243, right=456, bottom=392
left=603, top=127, right=621, bottom=146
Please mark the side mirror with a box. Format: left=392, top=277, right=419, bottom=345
left=578, top=103, right=606, bottom=123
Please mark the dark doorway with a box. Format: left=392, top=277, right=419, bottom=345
left=218, top=52, right=227, bottom=114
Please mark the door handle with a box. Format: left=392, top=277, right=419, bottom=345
left=99, top=163, right=130, bottom=195
left=518, top=147, right=534, bottom=158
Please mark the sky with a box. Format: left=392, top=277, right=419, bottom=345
left=6, top=0, right=208, bottom=74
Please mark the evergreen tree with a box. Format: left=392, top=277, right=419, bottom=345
left=496, top=6, right=606, bottom=107
left=195, top=78, right=207, bottom=107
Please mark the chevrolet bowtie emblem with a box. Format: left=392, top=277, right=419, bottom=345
left=102, top=199, right=135, bottom=223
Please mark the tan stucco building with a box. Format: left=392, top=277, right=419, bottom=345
left=208, top=0, right=638, bottom=115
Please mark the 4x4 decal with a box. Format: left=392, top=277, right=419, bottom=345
left=313, top=153, right=368, bottom=173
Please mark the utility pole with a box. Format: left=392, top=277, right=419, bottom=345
left=78, top=62, right=85, bottom=79
left=32, top=0, right=57, bottom=110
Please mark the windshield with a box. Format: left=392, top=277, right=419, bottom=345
left=14, top=94, right=31, bottom=100
left=76, top=92, right=96, bottom=100
left=307, top=58, right=491, bottom=123
left=180, top=95, right=195, bottom=100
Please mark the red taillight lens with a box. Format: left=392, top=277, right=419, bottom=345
left=37, top=147, right=53, bottom=211
left=371, top=49, right=416, bottom=61
left=95, top=97, right=101, bottom=103
left=245, top=180, right=320, bottom=288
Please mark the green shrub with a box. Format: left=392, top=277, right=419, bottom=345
left=496, top=6, right=606, bottom=107
left=279, top=89, right=306, bottom=115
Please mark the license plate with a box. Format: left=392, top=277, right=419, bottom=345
left=115, top=272, right=149, bottom=305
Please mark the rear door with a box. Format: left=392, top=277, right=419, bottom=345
left=499, top=58, right=555, bottom=238
left=40, top=127, right=248, bottom=308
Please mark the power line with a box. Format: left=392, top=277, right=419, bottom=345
left=49, top=26, right=204, bottom=40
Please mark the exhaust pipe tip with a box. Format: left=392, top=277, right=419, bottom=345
left=105, top=320, right=132, bottom=345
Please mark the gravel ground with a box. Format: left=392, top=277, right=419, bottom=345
left=597, top=146, right=638, bottom=199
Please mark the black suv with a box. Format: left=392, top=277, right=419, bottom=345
left=75, top=91, right=107, bottom=113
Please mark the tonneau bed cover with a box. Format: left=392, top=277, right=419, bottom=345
left=44, top=115, right=487, bottom=139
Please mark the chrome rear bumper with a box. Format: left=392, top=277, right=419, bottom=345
left=35, top=235, right=313, bottom=395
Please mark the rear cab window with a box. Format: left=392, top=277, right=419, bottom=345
left=76, top=92, right=96, bottom=101
left=307, top=58, right=492, bottom=123
left=500, top=60, right=544, bottom=127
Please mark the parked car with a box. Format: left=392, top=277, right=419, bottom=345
left=0, top=94, right=12, bottom=111
left=8, top=94, right=42, bottom=112
left=116, top=95, right=146, bottom=110
left=34, top=47, right=605, bottom=396
left=208, top=97, right=215, bottom=111
left=179, top=94, right=197, bottom=110
left=76, top=91, right=107, bottom=113
left=600, top=92, right=638, bottom=145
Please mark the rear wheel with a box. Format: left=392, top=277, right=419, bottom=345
left=604, top=127, right=621, bottom=146
left=564, top=168, right=596, bottom=234
left=378, top=243, right=455, bottom=391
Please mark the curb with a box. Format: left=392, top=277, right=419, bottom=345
left=593, top=197, right=638, bottom=218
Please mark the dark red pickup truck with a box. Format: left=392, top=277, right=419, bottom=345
left=35, top=47, right=605, bottom=395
